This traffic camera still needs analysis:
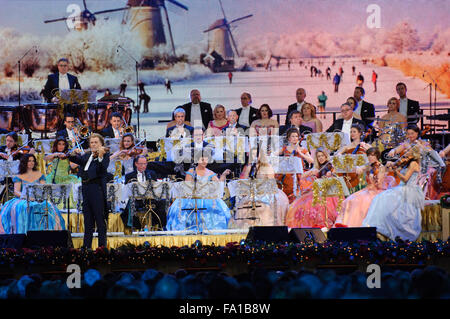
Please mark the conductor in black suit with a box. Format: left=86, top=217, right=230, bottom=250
left=326, top=103, right=366, bottom=137
left=353, top=86, right=375, bottom=129
left=42, top=58, right=81, bottom=103
left=396, top=82, right=420, bottom=123
left=235, top=92, right=258, bottom=127
left=69, top=133, right=110, bottom=248
left=122, top=155, right=167, bottom=230
left=285, top=88, right=308, bottom=125
left=177, top=89, right=213, bottom=130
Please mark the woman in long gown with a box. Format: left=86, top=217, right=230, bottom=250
left=335, top=124, right=372, bottom=194
left=285, top=147, right=341, bottom=229
left=229, top=148, right=290, bottom=228
left=276, top=128, right=314, bottom=203
left=0, top=154, right=65, bottom=234
left=333, top=147, right=395, bottom=227
left=166, top=153, right=231, bottom=231
left=205, top=104, right=229, bottom=137
left=44, top=137, right=80, bottom=209
left=362, top=148, right=425, bottom=241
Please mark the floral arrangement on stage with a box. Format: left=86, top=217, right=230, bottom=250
left=0, top=239, right=448, bottom=272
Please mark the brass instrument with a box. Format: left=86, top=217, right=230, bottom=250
left=74, top=118, right=90, bottom=139
left=121, top=114, right=134, bottom=134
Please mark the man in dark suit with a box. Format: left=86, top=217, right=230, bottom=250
left=279, top=111, right=312, bottom=136
left=100, top=112, right=122, bottom=139
left=285, top=88, right=309, bottom=125
left=177, top=89, right=213, bottom=130
left=56, top=113, right=88, bottom=149
left=42, top=58, right=82, bottom=103
left=396, top=82, right=420, bottom=123
left=353, top=86, right=375, bottom=129
left=326, top=103, right=366, bottom=136
left=236, top=92, right=258, bottom=127
left=69, top=133, right=110, bottom=249
left=166, top=108, right=194, bottom=138
left=121, top=155, right=167, bottom=231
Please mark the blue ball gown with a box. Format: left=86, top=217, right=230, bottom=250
left=0, top=175, right=66, bottom=234
left=362, top=170, right=425, bottom=241
left=166, top=172, right=231, bottom=231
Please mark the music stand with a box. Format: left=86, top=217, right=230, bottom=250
left=23, top=184, right=71, bottom=231
left=268, top=155, right=304, bottom=199
left=312, top=177, right=349, bottom=229
left=228, top=179, right=278, bottom=226
left=0, top=161, right=19, bottom=204
left=173, top=180, right=223, bottom=233
left=125, top=181, right=171, bottom=233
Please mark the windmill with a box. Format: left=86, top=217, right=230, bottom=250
left=203, top=0, right=253, bottom=59
left=124, top=0, right=188, bottom=57
left=44, top=0, right=130, bottom=31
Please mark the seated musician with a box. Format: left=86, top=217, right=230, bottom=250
left=279, top=111, right=312, bottom=136
left=387, top=124, right=429, bottom=159
left=379, top=97, right=407, bottom=130
left=56, top=113, right=88, bottom=149
left=326, top=103, right=366, bottom=136
left=42, top=58, right=82, bottom=103
left=0, top=154, right=66, bottom=234
left=121, top=155, right=167, bottom=231
left=101, top=112, right=123, bottom=139
left=0, top=132, right=35, bottom=162
left=205, top=104, right=229, bottom=137
left=166, top=108, right=194, bottom=138
left=110, top=133, right=148, bottom=179
left=224, top=109, right=247, bottom=136
left=228, top=147, right=289, bottom=228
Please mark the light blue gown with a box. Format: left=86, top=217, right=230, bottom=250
left=362, top=170, right=425, bottom=241
left=166, top=172, right=231, bottom=231
left=0, top=175, right=66, bottom=234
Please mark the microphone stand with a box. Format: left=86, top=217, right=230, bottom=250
left=117, top=45, right=140, bottom=138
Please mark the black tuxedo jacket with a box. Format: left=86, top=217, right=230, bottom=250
left=125, top=169, right=157, bottom=184
left=285, top=102, right=301, bottom=125
left=178, top=102, right=213, bottom=130
left=326, top=117, right=366, bottom=133
left=69, top=151, right=110, bottom=182
left=356, top=100, right=375, bottom=128
left=100, top=126, right=117, bottom=139
left=42, top=72, right=82, bottom=102
left=406, top=99, right=420, bottom=123
left=166, top=124, right=194, bottom=138
left=235, top=106, right=259, bottom=126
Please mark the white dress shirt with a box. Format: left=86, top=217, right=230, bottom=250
left=354, top=100, right=363, bottom=117
left=84, top=154, right=103, bottom=171
left=342, top=117, right=353, bottom=137
left=296, top=101, right=305, bottom=111
left=399, top=98, right=408, bottom=117
left=59, top=73, right=70, bottom=90
left=137, top=171, right=146, bottom=183
left=113, top=128, right=121, bottom=139
left=191, top=103, right=203, bottom=128
left=238, top=106, right=250, bottom=127
left=5, top=147, right=12, bottom=161
left=67, top=128, right=75, bottom=141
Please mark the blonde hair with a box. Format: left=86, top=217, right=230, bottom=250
left=313, top=147, right=330, bottom=169
left=213, top=104, right=226, bottom=120
left=387, top=97, right=400, bottom=112
left=301, top=103, right=317, bottom=119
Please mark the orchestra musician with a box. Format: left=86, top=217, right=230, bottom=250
left=101, top=112, right=123, bottom=139
left=326, top=103, right=366, bottom=136
left=110, top=133, right=148, bottom=179
left=121, top=155, right=167, bottom=231
left=69, top=133, right=110, bottom=249
left=0, top=132, right=35, bottom=162
left=0, top=154, right=66, bottom=234
left=387, top=125, right=429, bottom=159
left=42, top=58, right=82, bottom=103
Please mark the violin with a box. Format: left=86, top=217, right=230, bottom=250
left=92, top=146, right=110, bottom=158
left=317, top=161, right=333, bottom=178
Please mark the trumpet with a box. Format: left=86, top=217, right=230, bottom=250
left=120, top=114, right=134, bottom=134
left=74, top=118, right=90, bottom=139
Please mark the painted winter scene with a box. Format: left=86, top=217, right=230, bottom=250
left=0, top=0, right=449, bottom=141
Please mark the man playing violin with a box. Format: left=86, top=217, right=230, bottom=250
left=69, top=133, right=110, bottom=249
left=0, top=132, right=35, bottom=161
